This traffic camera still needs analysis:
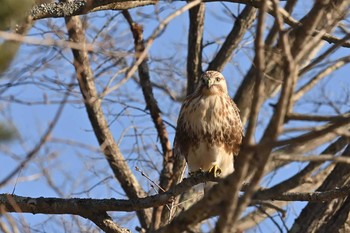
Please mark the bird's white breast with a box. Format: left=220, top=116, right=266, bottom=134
left=185, top=95, right=234, bottom=176
left=187, top=142, right=234, bottom=176
left=186, top=95, right=221, bottom=133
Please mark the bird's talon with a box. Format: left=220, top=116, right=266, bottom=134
left=208, top=165, right=222, bottom=177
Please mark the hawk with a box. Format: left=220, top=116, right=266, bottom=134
left=174, top=70, right=243, bottom=189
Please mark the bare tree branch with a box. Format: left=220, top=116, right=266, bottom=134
left=30, top=0, right=158, bottom=20
left=235, top=0, right=349, bottom=124
left=122, top=10, right=174, bottom=230
left=3, top=177, right=350, bottom=216
left=237, top=159, right=334, bottom=231
left=186, top=2, right=205, bottom=95
left=152, top=160, right=350, bottom=233
left=0, top=30, right=94, bottom=52
left=0, top=173, right=214, bottom=214
left=254, top=185, right=350, bottom=202
left=264, top=0, right=298, bottom=47
left=273, top=154, right=350, bottom=164
left=63, top=9, right=151, bottom=228
left=299, top=34, right=350, bottom=75
left=29, top=1, right=350, bottom=48
left=287, top=112, right=350, bottom=122
left=267, top=136, right=349, bottom=193
left=0, top=83, right=71, bottom=187
left=101, top=0, right=202, bottom=97
left=317, top=197, right=350, bottom=233
left=273, top=117, right=350, bottom=149
left=207, top=5, right=257, bottom=72
left=222, top=1, right=270, bottom=231
left=223, top=1, right=299, bottom=230
left=293, top=56, right=350, bottom=102
left=290, top=145, right=350, bottom=232
left=154, top=169, right=250, bottom=233
left=2, top=0, right=350, bottom=232
left=87, top=212, right=131, bottom=233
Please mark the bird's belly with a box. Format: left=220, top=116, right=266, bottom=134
left=187, top=142, right=234, bottom=177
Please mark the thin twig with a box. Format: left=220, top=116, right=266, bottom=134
left=287, top=112, right=350, bottom=122
left=0, top=82, right=72, bottom=187
left=29, top=1, right=350, bottom=48
left=254, top=185, right=350, bottom=202
left=64, top=11, right=151, bottom=228
left=293, top=56, right=350, bottom=102
left=0, top=31, right=94, bottom=51
left=102, top=0, right=202, bottom=97
left=135, top=166, right=165, bottom=193
left=273, top=154, right=350, bottom=164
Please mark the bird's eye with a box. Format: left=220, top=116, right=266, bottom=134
left=215, top=77, right=221, bottom=82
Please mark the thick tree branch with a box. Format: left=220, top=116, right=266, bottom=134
left=63, top=10, right=151, bottom=228
left=0, top=173, right=213, bottom=214
left=153, top=163, right=350, bottom=233
left=29, top=1, right=350, bottom=49
left=235, top=0, right=349, bottom=125
left=290, top=145, right=350, bottom=232
left=87, top=212, right=131, bottom=233
left=30, top=0, right=157, bottom=20
left=207, top=5, right=257, bottom=72
left=215, top=2, right=267, bottom=232
left=289, top=0, right=329, bottom=60
left=262, top=125, right=350, bottom=178
left=154, top=165, right=251, bottom=233
left=265, top=136, right=349, bottom=196
left=220, top=1, right=270, bottom=231
left=237, top=200, right=289, bottom=232
left=317, top=197, right=350, bottom=233
left=253, top=135, right=348, bottom=221
left=253, top=185, right=350, bottom=202
left=4, top=184, right=350, bottom=230
left=122, top=10, right=173, bottom=192
left=2, top=157, right=350, bottom=231
left=237, top=159, right=334, bottom=231
left=264, top=0, right=297, bottom=47
left=218, top=1, right=299, bottom=230
left=3, top=182, right=350, bottom=215
left=122, top=10, right=174, bottom=230
left=186, top=2, right=205, bottom=95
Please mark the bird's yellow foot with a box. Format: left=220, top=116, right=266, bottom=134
left=208, top=165, right=222, bottom=178
left=189, top=168, right=204, bottom=177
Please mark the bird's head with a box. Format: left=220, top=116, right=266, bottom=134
left=197, top=70, right=228, bottom=95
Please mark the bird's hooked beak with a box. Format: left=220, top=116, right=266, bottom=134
left=204, top=77, right=215, bottom=88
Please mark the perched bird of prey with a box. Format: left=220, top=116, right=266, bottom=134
left=174, top=70, right=243, bottom=190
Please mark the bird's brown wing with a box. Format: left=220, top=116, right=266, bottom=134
left=224, top=96, right=244, bottom=156
left=173, top=94, right=199, bottom=162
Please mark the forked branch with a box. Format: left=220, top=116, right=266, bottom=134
left=64, top=9, right=151, bottom=228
